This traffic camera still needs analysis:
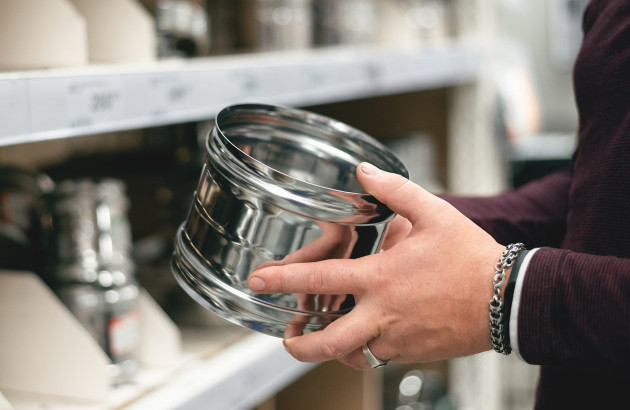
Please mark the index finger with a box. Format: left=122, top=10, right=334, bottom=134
left=248, top=256, right=372, bottom=295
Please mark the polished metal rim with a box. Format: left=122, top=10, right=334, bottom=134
left=209, top=103, right=407, bottom=224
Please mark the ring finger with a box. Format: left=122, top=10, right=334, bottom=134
left=339, top=341, right=391, bottom=370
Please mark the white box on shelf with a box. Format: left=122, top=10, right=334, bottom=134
left=0, top=391, right=13, bottom=410
left=0, top=271, right=181, bottom=404
left=68, top=0, right=157, bottom=63
left=0, top=0, right=88, bottom=70
left=138, top=289, right=181, bottom=367
left=0, top=271, right=111, bottom=402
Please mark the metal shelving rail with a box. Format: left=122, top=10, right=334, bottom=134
left=0, top=43, right=481, bottom=147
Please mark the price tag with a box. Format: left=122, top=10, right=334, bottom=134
left=66, top=77, right=124, bottom=129
left=145, top=73, right=193, bottom=117
left=231, top=71, right=261, bottom=100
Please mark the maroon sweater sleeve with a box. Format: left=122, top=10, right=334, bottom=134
left=441, top=168, right=572, bottom=248
left=519, top=248, right=630, bottom=375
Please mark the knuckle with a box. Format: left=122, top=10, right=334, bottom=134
left=305, top=269, right=324, bottom=294
left=275, top=269, right=288, bottom=293
left=359, top=254, right=385, bottom=290
left=390, top=174, right=411, bottom=192
left=351, top=257, right=373, bottom=291
left=321, top=340, right=344, bottom=360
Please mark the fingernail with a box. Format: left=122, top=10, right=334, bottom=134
left=249, top=276, right=266, bottom=292
left=360, top=162, right=380, bottom=176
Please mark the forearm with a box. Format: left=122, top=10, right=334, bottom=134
left=441, top=168, right=572, bottom=247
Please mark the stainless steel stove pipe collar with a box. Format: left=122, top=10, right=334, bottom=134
left=172, top=104, right=408, bottom=338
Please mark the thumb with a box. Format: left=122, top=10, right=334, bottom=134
left=357, top=162, right=433, bottom=224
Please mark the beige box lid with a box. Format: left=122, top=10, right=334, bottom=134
left=69, top=0, right=157, bottom=63
left=0, top=0, right=88, bottom=70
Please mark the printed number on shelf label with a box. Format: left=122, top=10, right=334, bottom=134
left=66, top=78, right=124, bottom=129
left=146, top=74, right=192, bottom=116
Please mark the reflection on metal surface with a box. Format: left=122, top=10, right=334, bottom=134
left=172, top=103, right=407, bottom=338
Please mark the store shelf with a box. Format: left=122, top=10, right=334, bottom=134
left=133, top=329, right=315, bottom=410
left=0, top=43, right=482, bottom=147
left=3, top=326, right=315, bottom=410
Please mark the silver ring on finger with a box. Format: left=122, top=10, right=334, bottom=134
left=362, top=343, right=389, bottom=368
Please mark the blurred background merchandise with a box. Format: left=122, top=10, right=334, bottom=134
left=49, top=178, right=141, bottom=384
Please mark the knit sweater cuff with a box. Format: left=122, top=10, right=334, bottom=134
left=509, top=248, right=539, bottom=360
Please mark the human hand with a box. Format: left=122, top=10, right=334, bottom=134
left=248, top=162, right=505, bottom=369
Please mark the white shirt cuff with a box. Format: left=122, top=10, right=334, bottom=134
left=509, top=247, right=539, bottom=360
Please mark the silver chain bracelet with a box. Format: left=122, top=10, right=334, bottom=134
left=489, top=243, right=526, bottom=355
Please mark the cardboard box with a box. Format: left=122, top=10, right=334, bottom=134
left=68, top=0, right=157, bottom=63
left=0, top=0, right=88, bottom=70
